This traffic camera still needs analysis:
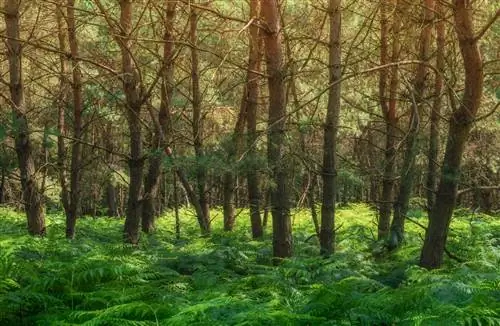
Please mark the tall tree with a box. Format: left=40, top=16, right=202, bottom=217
left=320, top=0, right=342, bottom=257
left=389, top=0, right=434, bottom=248
left=420, top=0, right=484, bottom=269
left=377, top=0, right=401, bottom=240
left=93, top=0, right=145, bottom=243
left=65, top=0, right=84, bottom=239
left=246, top=0, right=264, bottom=238
left=119, top=0, right=144, bottom=244
left=190, top=4, right=211, bottom=234
left=261, top=0, right=292, bottom=259
left=4, top=0, right=46, bottom=235
left=142, top=0, right=178, bottom=233
left=425, top=0, right=445, bottom=211
left=56, top=2, right=70, bottom=218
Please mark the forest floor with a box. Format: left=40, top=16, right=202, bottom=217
left=0, top=204, right=499, bottom=325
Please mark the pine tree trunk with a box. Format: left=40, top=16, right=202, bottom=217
left=56, top=3, right=70, bottom=216
left=223, top=171, right=236, bottom=231
left=117, top=0, right=144, bottom=244
left=4, top=0, right=46, bottom=236
left=247, top=0, right=264, bottom=238
left=142, top=1, right=177, bottom=233
left=262, top=0, right=292, bottom=259
left=66, top=0, right=84, bottom=239
left=426, top=1, right=444, bottom=211
left=390, top=0, right=434, bottom=248
left=320, top=0, right=342, bottom=257
left=190, top=6, right=211, bottom=234
left=378, top=0, right=400, bottom=240
left=420, top=0, right=483, bottom=269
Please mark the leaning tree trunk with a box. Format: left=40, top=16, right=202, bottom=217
left=425, top=1, right=444, bottom=211
left=320, top=0, right=341, bottom=257
left=389, top=0, right=434, bottom=249
left=66, top=0, right=84, bottom=239
left=262, top=0, right=292, bottom=260
left=377, top=0, right=400, bottom=240
left=142, top=1, right=177, bottom=233
left=420, top=0, right=483, bottom=269
left=4, top=0, right=46, bottom=236
left=190, top=6, right=211, bottom=234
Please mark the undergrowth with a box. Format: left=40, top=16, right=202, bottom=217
left=0, top=204, right=498, bottom=325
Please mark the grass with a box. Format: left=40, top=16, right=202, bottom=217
left=0, top=203, right=499, bottom=325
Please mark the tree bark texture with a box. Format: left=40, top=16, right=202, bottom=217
left=142, top=1, right=177, bottom=233
left=190, top=7, right=211, bottom=234
left=378, top=0, right=401, bottom=240
left=426, top=1, right=445, bottom=211
left=56, top=3, right=70, bottom=217
left=246, top=0, right=264, bottom=238
left=66, top=0, right=84, bottom=239
left=118, top=0, right=144, bottom=244
left=320, top=0, right=341, bottom=257
left=4, top=0, right=46, bottom=236
left=262, top=0, right=292, bottom=259
left=420, top=0, right=483, bottom=269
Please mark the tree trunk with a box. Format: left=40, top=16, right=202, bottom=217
left=56, top=3, right=70, bottom=216
left=262, top=188, right=270, bottom=228
left=223, top=80, right=247, bottom=231
left=390, top=0, right=434, bottom=249
left=190, top=6, right=211, bottom=234
left=5, top=0, right=44, bottom=222
left=420, top=0, right=483, bottom=269
left=378, top=0, right=400, bottom=240
left=320, top=0, right=342, bottom=257
left=426, top=1, right=444, bottom=211
left=104, top=124, right=118, bottom=217
left=142, top=1, right=177, bottom=233
left=66, top=0, right=84, bottom=239
left=4, top=0, right=46, bottom=236
left=246, top=0, right=264, bottom=238
left=173, top=171, right=180, bottom=239
left=308, top=173, right=320, bottom=237
left=223, top=171, right=236, bottom=231
left=117, top=0, right=144, bottom=244
left=262, top=0, right=292, bottom=260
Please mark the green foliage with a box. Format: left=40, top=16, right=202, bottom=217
left=0, top=205, right=498, bottom=325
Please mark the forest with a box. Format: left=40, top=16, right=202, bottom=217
left=0, top=0, right=499, bottom=324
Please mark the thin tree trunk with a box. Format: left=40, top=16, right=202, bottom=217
left=190, top=6, right=210, bottom=234
left=246, top=0, right=264, bottom=238
left=142, top=1, right=177, bottom=233
left=173, top=170, right=180, bottom=239
left=390, top=0, right=434, bottom=248
left=222, top=84, right=247, bottom=231
left=320, top=0, right=341, bottom=257
left=420, top=0, right=483, bottom=269
left=104, top=124, right=118, bottom=217
left=56, top=3, right=70, bottom=216
left=426, top=1, right=444, bottom=211
left=222, top=172, right=236, bottom=231
left=0, top=169, right=5, bottom=204
left=262, top=187, right=270, bottom=228
left=262, top=0, right=292, bottom=259
left=4, top=0, right=46, bottom=236
left=66, top=0, right=84, bottom=239
left=378, top=0, right=400, bottom=240
left=308, top=173, right=320, bottom=237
